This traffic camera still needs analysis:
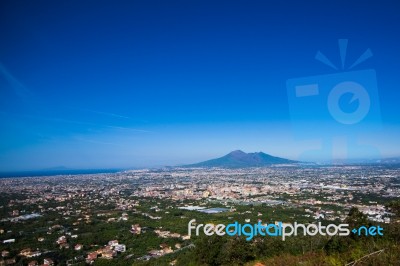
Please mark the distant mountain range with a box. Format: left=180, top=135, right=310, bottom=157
left=380, top=157, right=400, bottom=164
left=183, top=150, right=300, bottom=168
left=328, top=157, right=400, bottom=165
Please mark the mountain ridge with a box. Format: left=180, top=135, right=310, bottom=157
left=183, top=150, right=300, bottom=168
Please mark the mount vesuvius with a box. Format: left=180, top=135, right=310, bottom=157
left=183, top=150, right=300, bottom=168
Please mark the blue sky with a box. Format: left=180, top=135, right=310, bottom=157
left=1, top=0, right=400, bottom=171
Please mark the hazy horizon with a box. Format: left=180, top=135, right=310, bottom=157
left=1, top=148, right=400, bottom=173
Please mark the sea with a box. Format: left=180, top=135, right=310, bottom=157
left=0, top=168, right=122, bottom=178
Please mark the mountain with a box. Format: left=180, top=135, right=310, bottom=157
left=319, top=157, right=400, bottom=165
left=378, top=157, right=400, bottom=164
left=183, top=150, right=300, bottom=168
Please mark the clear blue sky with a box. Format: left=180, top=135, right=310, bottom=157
left=1, top=0, right=399, bottom=171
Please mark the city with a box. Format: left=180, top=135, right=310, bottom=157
left=0, top=165, right=399, bottom=265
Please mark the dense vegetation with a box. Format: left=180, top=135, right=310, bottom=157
left=2, top=193, right=400, bottom=266
left=135, top=204, right=400, bottom=266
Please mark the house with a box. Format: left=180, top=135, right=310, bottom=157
left=148, top=249, right=162, bottom=257
left=101, top=250, right=116, bottom=259
left=160, top=244, right=173, bottom=254
left=1, top=251, right=9, bottom=258
left=19, top=248, right=32, bottom=257
left=114, top=244, right=126, bottom=253
left=43, top=258, right=54, bottom=266
left=170, top=233, right=181, bottom=238
left=59, top=243, right=70, bottom=249
left=121, top=213, right=129, bottom=221
left=108, top=240, right=118, bottom=247
left=86, top=252, right=98, bottom=264
left=96, top=246, right=111, bottom=255
left=130, top=224, right=141, bottom=235
left=181, top=235, right=190, bottom=240
left=56, top=236, right=67, bottom=245
left=314, top=212, right=325, bottom=220
left=27, top=261, right=38, bottom=266
left=87, top=252, right=97, bottom=260
left=74, top=244, right=83, bottom=251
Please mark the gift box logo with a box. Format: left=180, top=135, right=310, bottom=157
left=286, top=39, right=381, bottom=162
